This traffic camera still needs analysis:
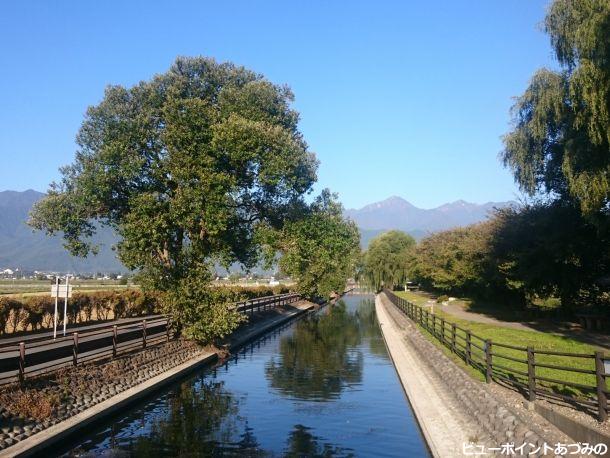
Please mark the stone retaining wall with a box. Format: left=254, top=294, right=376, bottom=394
left=0, top=338, right=205, bottom=451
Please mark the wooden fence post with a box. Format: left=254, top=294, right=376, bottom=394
left=451, top=323, right=456, bottom=353
left=112, top=325, right=118, bottom=357
left=485, top=339, right=493, bottom=383
left=595, top=351, right=607, bottom=422
left=166, top=318, right=171, bottom=342
left=527, top=347, right=536, bottom=402
left=465, top=331, right=471, bottom=365
left=73, top=332, right=79, bottom=366
left=142, top=319, right=147, bottom=349
left=18, top=342, right=25, bottom=386
left=440, top=318, right=445, bottom=344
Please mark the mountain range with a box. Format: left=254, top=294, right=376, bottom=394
left=345, top=196, right=514, bottom=246
left=0, top=190, right=513, bottom=272
left=0, top=190, right=123, bottom=272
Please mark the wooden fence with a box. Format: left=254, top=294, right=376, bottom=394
left=0, top=292, right=300, bottom=386
left=383, top=289, right=609, bottom=422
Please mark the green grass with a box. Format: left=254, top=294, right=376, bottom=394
left=395, top=290, right=606, bottom=401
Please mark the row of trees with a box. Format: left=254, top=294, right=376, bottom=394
left=362, top=202, right=609, bottom=311
left=30, top=57, right=360, bottom=342
left=362, top=0, right=610, bottom=312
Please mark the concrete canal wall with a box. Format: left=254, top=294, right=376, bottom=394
left=2, top=300, right=316, bottom=458
left=375, top=293, right=580, bottom=458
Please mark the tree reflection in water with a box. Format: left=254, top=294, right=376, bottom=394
left=283, top=425, right=355, bottom=458
left=67, top=374, right=267, bottom=457
left=265, top=300, right=366, bottom=401
left=355, top=298, right=389, bottom=358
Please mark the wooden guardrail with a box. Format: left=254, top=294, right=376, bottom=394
left=383, top=289, right=610, bottom=422
left=0, top=292, right=300, bottom=386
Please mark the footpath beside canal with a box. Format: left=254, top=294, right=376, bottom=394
left=1, top=299, right=317, bottom=458
left=376, top=292, right=581, bottom=458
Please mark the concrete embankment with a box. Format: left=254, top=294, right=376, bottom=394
left=376, top=294, right=478, bottom=457
left=2, top=300, right=316, bottom=458
left=375, top=293, right=580, bottom=458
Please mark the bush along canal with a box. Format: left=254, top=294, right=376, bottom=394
left=55, top=295, right=429, bottom=457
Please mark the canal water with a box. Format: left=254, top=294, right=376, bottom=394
left=58, top=295, right=429, bottom=457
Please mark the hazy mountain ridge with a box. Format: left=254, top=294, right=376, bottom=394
left=0, top=191, right=514, bottom=271
left=346, top=196, right=515, bottom=244
left=0, top=190, right=123, bottom=272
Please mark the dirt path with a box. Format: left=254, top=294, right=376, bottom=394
left=438, top=300, right=537, bottom=331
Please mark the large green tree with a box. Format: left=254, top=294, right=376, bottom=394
left=361, top=230, right=415, bottom=291
left=29, top=56, right=320, bottom=340
left=502, top=0, right=610, bottom=217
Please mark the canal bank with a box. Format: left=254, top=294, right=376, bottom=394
left=376, top=292, right=586, bottom=458
left=49, top=295, right=429, bottom=457
left=2, top=300, right=317, bottom=458
left=375, top=293, right=483, bottom=457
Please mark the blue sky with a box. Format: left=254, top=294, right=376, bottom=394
left=0, top=1, right=555, bottom=209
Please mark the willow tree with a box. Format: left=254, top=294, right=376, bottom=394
left=502, top=0, right=610, bottom=217
left=29, top=57, right=318, bottom=341
left=501, top=0, right=610, bottom=308
left=362, top=230, right=415, bottom=291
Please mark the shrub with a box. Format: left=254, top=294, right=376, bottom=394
left=436, top=294, right=449, bottom=304
left=0, top=285, right=286, bottom=335
left=0, top=297, right=13, bottom=334
left=22, top=296, right=51, bottom=331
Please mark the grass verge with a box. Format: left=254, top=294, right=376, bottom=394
left=395, top=290, right=606, bottom=401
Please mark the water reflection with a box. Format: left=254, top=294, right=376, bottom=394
left=284, top=425, right=355, bottom=458
left=58, top=296, right=428, bottom=457
left=265, top=301, right=363, bottom=401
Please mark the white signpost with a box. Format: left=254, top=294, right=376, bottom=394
left=51, top=276, right=73, bottom=339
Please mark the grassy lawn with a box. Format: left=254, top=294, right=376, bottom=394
left=395, top=290, right=605, bottom=401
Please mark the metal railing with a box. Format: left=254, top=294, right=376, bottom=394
left=383, top=289, right=609, bottom=422
left=0, top=292, right=300, bottom=386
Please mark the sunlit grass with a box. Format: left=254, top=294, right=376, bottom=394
left=394, top=290, right=605, bottom=401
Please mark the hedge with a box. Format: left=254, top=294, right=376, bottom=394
left=0, top=285, right=292, bottom=335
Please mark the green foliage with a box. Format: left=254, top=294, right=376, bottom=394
left=502, top=0, right=610, bottom=217
left=408, top=223, right=504, bottom=297
left=28, top=56, right=320, bottom=342
left=361, top=230, right=415, bottom=291
left=491, top=202, right=610, bottom=309
left=261, top=190, right=361, bottom=299
left=162, top=266, right=245, bottom=343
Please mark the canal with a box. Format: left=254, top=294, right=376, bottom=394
left=58, top=295, right=429, bottom=457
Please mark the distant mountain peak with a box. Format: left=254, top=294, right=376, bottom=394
left=352, top=195, right=415, bottom=212
left=345, top=195, right=515, bottom=234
